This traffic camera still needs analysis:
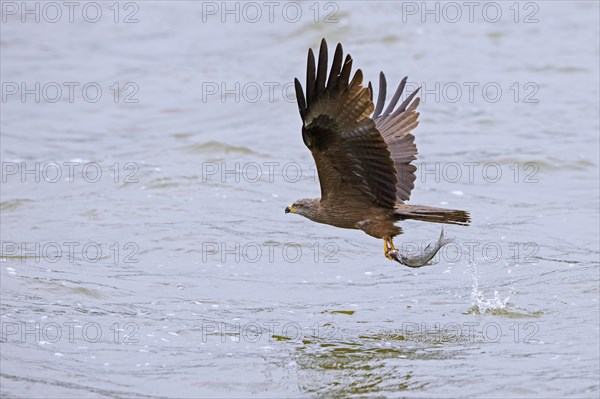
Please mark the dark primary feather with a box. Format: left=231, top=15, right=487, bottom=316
left=373, top=72, right=387, bottom=118
left=306, top=49, right=316, bottom=104
left=294, top=39, right=398, bottom=210
left=381, top=76, right=406, bottom=118
left=294, top=78, right=306, bottom=120
left=327, top=44, right=343, bottom=91
left=315, top=40, right=328, bottom=94
left=338, top=55, right=353, bottom=90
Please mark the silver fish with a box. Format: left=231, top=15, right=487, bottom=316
left=387, top=228, right=453, bottom=268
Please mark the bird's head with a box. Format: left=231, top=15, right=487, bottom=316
left=285, top=198, right=319, bottom=220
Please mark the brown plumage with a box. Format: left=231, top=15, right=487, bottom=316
left=285, top=39, right=470, bottom=265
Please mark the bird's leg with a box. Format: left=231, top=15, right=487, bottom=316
left=384, top=239, right=391, bottom=259
left=384, top=238, right=396, bottom=260
left=388, top=239, right=397, bottom=251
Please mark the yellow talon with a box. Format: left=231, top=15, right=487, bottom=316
left=388, top=239, right=396, bottom=251
left=384, top=238, right=396, bottom=259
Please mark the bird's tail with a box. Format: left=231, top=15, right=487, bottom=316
left=394, top=204, right=471, bottom=226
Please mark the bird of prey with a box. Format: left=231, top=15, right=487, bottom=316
left=285, top=39, right=470, bottom=267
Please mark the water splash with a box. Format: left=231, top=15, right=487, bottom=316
left=466, top=262, right=513, bottom=314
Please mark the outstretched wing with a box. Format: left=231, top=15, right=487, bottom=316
left=369, top=73, right=421, bottom=202
left=294, top=39, right=398, bottom=210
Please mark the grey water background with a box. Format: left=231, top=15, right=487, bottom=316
left=1, top=1, right=599, bottom=397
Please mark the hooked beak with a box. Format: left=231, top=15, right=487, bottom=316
left=285, top=205, right=296, bottom=214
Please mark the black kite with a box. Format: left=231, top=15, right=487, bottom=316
left=285, top=39, right=470, bottom=267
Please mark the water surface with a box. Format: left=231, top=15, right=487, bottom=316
left=1, top=1, right=599, bottom=397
